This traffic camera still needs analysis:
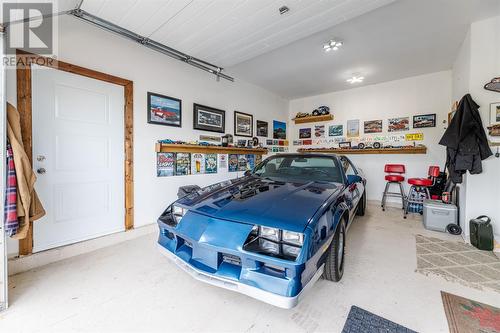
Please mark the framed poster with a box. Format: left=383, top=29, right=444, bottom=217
left=147, top=92, right=181, bottom=127
left=347, top=119, right=360, bottom=138
left=205, top=154, right=218, bottom=174
left=413, top=114, right=436, bottom=128
left=256, top=120, right=268, bottom=137
left=193, top=103, right=225, bottom=133
left=299, top=128, right=311, bottom=139
left=228, top=154, right=239, bottom=172
left=315, top=125, right=325, bottom=138
left=246, top=155, right=255, bottom=170
left=191, top=153, right=205, bottom=175
left=388, top=117, right=409, bottom=132
left=234, top=111, right=253, bottom=137
left=238, top=155, right=248, bottom=171
left=364, top=120, right=383, bottom=133
left=157, top=152, right=174, bottom=177
left=218, top=154, right=228, bottom=169
left=490, top=102, right=500, bottom=125
left=329, top=125, right=343, bottom=137
left=175, top=153, right=191, bottom=175
left=273, top=120, right=287, bottom=139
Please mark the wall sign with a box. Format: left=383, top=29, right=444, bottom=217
left=406, top=133, right=424, bottom=141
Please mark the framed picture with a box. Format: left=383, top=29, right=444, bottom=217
left=193, top=103, right=225, bottom=133
left=315, top=125, right=325, bottom=138
left=490, top=102, right=500, bottom=125
left=147, top=92, right=182, bottom=127
left=364, top=120, right=383, bottom=133
left=413, top=114, right=436, bottom=128
left=347, top=120, right=360, bottom=138
left=299, top=128, right=311, bottom=139
left=273, top=120, right=287, bottom=139
left=234, top=111, right=253, bottom=137
left=329, top=125, right=343, bottom=137
left=256, top=120, right=268, bottom=137
left=388, top=117, right=409, bottom=132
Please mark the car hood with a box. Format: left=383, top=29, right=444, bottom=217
left=176, top=177, right=342, bottom=232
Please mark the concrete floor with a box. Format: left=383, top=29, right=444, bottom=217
left=1, top=203, right=499, bottom=333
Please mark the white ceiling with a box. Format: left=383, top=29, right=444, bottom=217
left=230, top=0, right=500, bottom=98
left=79, top=0, right=396, bottom=67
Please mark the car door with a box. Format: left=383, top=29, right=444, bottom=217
left=340, top=156, right=364, bottom=220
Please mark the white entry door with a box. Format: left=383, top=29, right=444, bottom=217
left=32, top=65, right=125, bottom=252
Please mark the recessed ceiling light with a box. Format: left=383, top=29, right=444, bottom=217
left=347, top=76, right=364, bottom=84
left=323, top=39, right=343, bottom=52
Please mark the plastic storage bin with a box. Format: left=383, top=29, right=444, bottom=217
left=423, top=199, right=458, bottom=232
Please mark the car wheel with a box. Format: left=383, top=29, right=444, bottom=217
left=356, top=191, right=366, bottom=216
left=324, top=220, right=346, bottom=282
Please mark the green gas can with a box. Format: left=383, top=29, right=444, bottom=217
left=469, top=216, right=494, bottom=251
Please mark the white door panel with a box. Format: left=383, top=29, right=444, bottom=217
left=32, top=65, right=125, bottom=252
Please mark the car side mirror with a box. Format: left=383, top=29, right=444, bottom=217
left=244, top=170, right=252, bottom=176
left=346, top=174, right=362, bottom=185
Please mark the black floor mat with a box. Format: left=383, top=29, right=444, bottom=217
left=342, top=306, right=417, bottom=333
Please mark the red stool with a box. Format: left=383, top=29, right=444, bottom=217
left=382, top=164, right=406, bottom=211
left=405, top=166, right=440, bottom=218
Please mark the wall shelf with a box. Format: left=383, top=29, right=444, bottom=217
left=297, top=146, right=427, bottom=155
left=292, top=114, right=334, bottom=124
left=155, top=143, right=268, bottom=155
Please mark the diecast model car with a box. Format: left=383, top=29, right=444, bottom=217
left=295, top=112, right=310, bottom=118
left=312, top=105, right=330, bottom=116
left=157, top=154, right=366, bottom=308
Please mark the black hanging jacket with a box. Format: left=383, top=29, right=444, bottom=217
left=439, top=94, right=492, bottom=183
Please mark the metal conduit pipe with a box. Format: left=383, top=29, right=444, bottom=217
left=68, top=9, right=234, bottom=82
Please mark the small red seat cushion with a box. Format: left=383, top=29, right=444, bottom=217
left=385, top=175, right=404, bottom=182
left=408, top=178, right=433, bottom=186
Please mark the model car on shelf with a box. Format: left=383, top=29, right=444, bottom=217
left=157, top=154, right=366, bottom=308
left=294, top=112, right=310, bottom=118
left=312, top=106, right=330, bottom=116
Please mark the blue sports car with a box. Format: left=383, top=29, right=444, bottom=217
left=157, top=154, right=366, bottom=308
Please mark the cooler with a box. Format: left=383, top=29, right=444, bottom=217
left=423, top=199, right=457, bottom=232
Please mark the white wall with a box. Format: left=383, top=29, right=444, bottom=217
left=6, top=15, right=289, bottom=255
left=289, top=71, right=452, bottom=203
left=456, top=16, right=500, bottom=244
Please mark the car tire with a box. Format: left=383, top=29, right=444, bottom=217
left=356, top=191, right=366, bottom=216
left=324, top=220, right=346, bottom=282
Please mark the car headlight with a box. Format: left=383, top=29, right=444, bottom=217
left=260, top=226, right=280, bottom=242
left=244, top=225, right=304, bottom=261
left=171, top=205, right=188, bottom=224
left=282, top=230, right=304, bottom=246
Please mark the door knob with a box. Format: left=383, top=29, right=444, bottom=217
left=37, top=168, right=46, bottom=174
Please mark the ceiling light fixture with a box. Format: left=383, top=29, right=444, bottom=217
left=347, top=76, right=364, bottom=84
left=279, top=6, right=290, bottom=15
left=323, top=39, right=343, bottom=52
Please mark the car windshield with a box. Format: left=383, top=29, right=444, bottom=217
left=252, top=155, right=343, bottom=183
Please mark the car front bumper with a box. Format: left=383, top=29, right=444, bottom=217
left=157, top=215, right=322, bottom=309
left=157, top=244, right=323, bottom=309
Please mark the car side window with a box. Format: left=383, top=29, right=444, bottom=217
left=340, top=157, right=357, bottom=177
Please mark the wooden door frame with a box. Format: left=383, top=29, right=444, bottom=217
left=16, top=50, right=134, bottom=255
